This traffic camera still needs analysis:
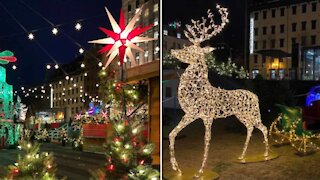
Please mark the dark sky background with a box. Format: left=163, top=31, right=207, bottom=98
left=0, top=0, right=121, bottom=89
left=163, top=0, right=246, bottom=63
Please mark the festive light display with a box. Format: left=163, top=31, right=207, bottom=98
left=168, top=5, right=269, bottom=177
left=88, top=7, right=155, bottom=67
left=90, top=115, right=159, bottom=180
left=269, top=105, right=320, bottom=154
left=6, top=141, right=56, bottom=179
left=0, top=50, right=17, bottom=64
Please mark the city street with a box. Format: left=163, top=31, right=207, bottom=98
left=0, top=143, right=105, bottom=179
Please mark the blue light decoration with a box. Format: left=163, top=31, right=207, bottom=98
left=306, top=86, right=320, bottom=106
left=87, top=102, right=102, bottom=116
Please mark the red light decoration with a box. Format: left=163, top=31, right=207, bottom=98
left=0, top=50, right=17, bottom=64
left=88, top=7, right=155, bottom=67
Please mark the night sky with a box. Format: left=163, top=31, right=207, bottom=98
left=0, top=0, right=121, bottom=89
left=163, top=0, right=246, bottom=62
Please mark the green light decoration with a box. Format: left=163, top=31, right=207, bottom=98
left=0, top=66, right=14, bottom=119
left=0, top=50, right=17, bottom=65
left=0, top=122, right=15, bottom=145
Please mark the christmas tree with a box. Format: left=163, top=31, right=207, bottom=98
left=5, top=141, right=56, bottom=180
left=90, top=115, right=159, bottom=180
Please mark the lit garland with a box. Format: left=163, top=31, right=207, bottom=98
left=168, top=5, right=269, bottom=178
left=269, top=106, right=320, bottom=154
left=206, top=54, right=247, bottom=79
left=6, top=141, right=56, bottom=179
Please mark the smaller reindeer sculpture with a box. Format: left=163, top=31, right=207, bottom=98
left=169, top=5, right=269, bottom=178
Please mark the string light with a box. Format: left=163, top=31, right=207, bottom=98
left=65, top=76, right=69, bottom=80
left=98, top=62, right=103, bottom=67
left=79, top=48, right=84, bottom=54
left=80, top=63, right=85, bottom=68
left=168, top=5, right=269, bottom=177
left=12, top=65, right=17, bottom=70
left=46, top=65, right=51, bottom=69
left=75, top=22, right=82, bottom=31
left=52, top=27, right=58, bottom=35
left=28, top=33, right=34, bottom=40
left=54, top=64, right=59, bottom=69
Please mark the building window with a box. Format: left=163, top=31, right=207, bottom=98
left=301, top=36, right=307, bottom=46
left=271, top=39, right=276, bottom=48
left=301, top=21, right=307, bottom=31
left=177, top=44, right=181, bottom=49
left=311, top=35, right=316, bottom=45
left=163, top=29, right=168, bottom=36
left=292, top=23, right=297, bottom=32
left=270, top=69, right=276, bottom=79
left=254, top=28, right=258, bottom=36
left=263, top=11, right=267, bottom=19
left=252, top=69, right=259, bottom=79
left=280, top=7, right=285, bottom=16
left=263, top=26, right=267, bottom=35
left=177, top=33, right=181, bottom=39
left=271, top=9, right=276, bottom=17
left=280, top=24, right=285, bottom=33
left=302, top=4, right=307, bottom=13
left=254, top=12, right=259, bottom=20
left=312, top=2, right=317, bottom=12
left=311, top=20, right=317, bottom=29
left=279, top=69, right=285, bottom=80
left=279, top=39, right=284, bottom=48
left=163, top=41, right=167, bottom=49
left=291, top=37, right=296, bottom=45
left=128, top=4, right=132, bottom=12
left=165, top=87, right=172, bottom=98
left=254, top=41, right=258, bottom=50
left=271, top=25, right=275, bottom=34
left=263, top=40, right=267, bottom=49
left=254, top=55, right=258, bottom=63
left=136, top=0, right=140, bottom=7
left=292, top=5, right=297, bottom=15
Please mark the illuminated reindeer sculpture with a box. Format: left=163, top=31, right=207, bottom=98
left=169, top=5, right=269, bottom=177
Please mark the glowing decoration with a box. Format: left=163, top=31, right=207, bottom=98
left=88, top=7, right=155, bottom=67
left=0, top=50, right=17, bottom=64
left=168, top=5, right=269, bottom=178
left=249, top=17, right=254, bottom=54
left=52, top=27, right=58, bottom=35
left=270, top=104, right=320, bottom=154
left=28, top=33, right=34, bottom=40
left=79, top=48, right=84, bottom=54
left=306, top=86, right=320, bottom=106
left=54, top=64, right=59, bottom=69
left=98, top=62, right=103, bottom=67
left=65, top=76, right=69, bottom=80
left=81, top=63, right=85, bottom=68
left=46, top=64, right=51, bottom=69
left=12, top=65, right=17, bottom=70
left=75, top=22, right=82, bottom=31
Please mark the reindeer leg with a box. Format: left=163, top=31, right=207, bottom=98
left=256, top=122, right=269, bottom=157
left=194, top=118, right=213, bottom=179
left=239, top=126, right=253, bottom=160
left=169, top=115, right=195, bottom=175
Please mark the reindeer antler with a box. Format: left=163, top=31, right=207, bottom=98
left=184, top=4, right=229, bottom=45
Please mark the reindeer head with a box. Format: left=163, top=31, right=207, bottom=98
left=171, top=4, right=229, bottom=64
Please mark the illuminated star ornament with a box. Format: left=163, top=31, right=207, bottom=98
left=89, top=7, right=155, bottom=67
left=0, top=50, right=17, bottom=64
left=75, top=114, right=81, bottom=121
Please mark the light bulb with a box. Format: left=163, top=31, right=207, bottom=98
left=28, top=33, right=34, bottom=40
left=75, top=22, right=82, bottom=30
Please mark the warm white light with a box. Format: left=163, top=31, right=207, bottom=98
left=98, top=62, right=103, bottom=67
left=168, top=5, right=269, bottom=177
left=46, top=65, right=51, bottom=69
left=75, top=22, right=82, bottom=30
left=84, top=73, right=87, bottom=76
left=79, top=48, right=84, bottom=54
left=21, top=87, right=24, bottom=90
left=12, top=65, right=17, bottom=70
left=54, top=64, right=59, bottom=69
left=52, top=27, right=58, bottom=35
left=81, top=63, right=85, bottom=68
left=28, top=33, right=34, bottom=40
left=65, top=76, right=70, bottom=80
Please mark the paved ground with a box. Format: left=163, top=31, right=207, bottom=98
left=163, top=117, right=320, bottom=180
left=0, top=143, right=105, bottom=179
